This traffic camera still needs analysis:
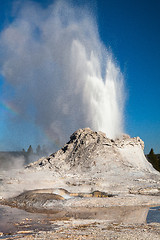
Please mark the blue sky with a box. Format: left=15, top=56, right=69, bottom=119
left=96, top=0, right=160, bottom=153
left=0, top=0, right=160, bottom=153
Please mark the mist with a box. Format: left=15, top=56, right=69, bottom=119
left=0, top=0, right=125, bottom=150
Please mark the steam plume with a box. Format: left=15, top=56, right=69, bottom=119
left=0, top=1, right=125, bottom=148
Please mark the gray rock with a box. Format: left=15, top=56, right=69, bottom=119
left=26, top=128, right=154, bottom=174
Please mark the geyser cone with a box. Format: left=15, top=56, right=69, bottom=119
left=28, top=128, right=156, bottom=175
left=0, top=128, right=160, bottom=203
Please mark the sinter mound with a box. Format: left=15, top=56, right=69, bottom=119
left=25, top=128, right=160, bottom=195
left=1, top=128, right=160, bottom=203
left=27, top=128, right=154, bottom=174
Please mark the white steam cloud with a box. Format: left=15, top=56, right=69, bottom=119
left=0, top=1, right=125, bottom=147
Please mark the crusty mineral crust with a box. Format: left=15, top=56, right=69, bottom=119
left=26, top=128, right=147, bottom=172
left=0, top=128, right=160, bottom=202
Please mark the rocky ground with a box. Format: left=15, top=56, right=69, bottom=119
left=16, top=222, right=160, bottom=240
left=1, top=218, right=160, bottom=239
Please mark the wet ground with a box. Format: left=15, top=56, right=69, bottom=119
left=0, top=204, right=160, bottom=239
left=147, top=206, right=160, bottom=223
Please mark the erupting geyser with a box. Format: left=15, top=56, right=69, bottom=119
left=0, top=0, right=125, bottom=146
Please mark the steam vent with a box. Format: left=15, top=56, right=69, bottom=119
left=1, top=128, right=160, bottom=210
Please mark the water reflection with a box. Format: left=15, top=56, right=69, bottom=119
left=0, top=204, right=154, bottom=234
left=0, top=205, right=59, bottom=234
left=0, top=204, right=160, bottom=235
left=65, top=206, right=149, bottom=224
left=147, top=206, right=160, bottom=223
